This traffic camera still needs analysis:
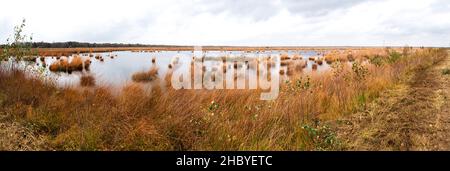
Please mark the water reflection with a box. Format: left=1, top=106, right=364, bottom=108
left=2, top=50, right=335, bottom=89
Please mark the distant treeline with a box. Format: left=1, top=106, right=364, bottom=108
left=1, top=41, right=181, bottom=48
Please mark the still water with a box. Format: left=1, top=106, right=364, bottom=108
left=5, top=50, right=333, bottom=89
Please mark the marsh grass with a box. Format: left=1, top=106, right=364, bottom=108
left=0, top=48, right=446, bottom=151
left=49, top=56, right=90, bottom=72
left=132, top=67, right=159, bottom=83
left=80, top=75, right=95, bottom=87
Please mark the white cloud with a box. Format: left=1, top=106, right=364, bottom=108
left=0, top=0, right=449, bottom=46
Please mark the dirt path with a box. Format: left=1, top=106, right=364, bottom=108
left=335, top=53, right=450, bottom=151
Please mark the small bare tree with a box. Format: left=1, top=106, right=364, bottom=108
left=1, top=19, right=37, bottom=69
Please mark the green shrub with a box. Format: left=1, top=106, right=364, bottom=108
left=443, top=68, right=450, bottom=75
left=388, top=51, right=402, bottom=64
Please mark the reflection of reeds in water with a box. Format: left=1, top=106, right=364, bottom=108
left=223, top=64, right=227, bottom=73
left=80, top=75, right=96, bottom=87
left=267, top=59, right=275, bottom=68
left=280, top=60, right=290, bottom=66
left=132, top=67, right=159, bottom=83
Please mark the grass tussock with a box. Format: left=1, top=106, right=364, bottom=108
left=49, top=55, right=91, bottom=73
left=80, top=75, right=96, bottom=87
left=0, top=48, right=446, bottom=151
left=132, top=67, right=159, bottom=83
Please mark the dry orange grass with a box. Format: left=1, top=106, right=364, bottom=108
left=132, top=67, right=159, bottom=83
left=1, top=48, right=445, bottom=150
left=49, top=57, right=69, bottom=72
left=80, top=75, right=95, bottom=87
left=69, top=55, right=83, bottom=71
left=49, top=56, right=90, bottom=72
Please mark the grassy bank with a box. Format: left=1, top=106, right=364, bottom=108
left=0, top=48, right=447, bottom=150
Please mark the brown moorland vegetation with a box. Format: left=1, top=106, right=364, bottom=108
left=132, top=67, right=159, bottom=83
left=1, top=47, right=446, bottom=150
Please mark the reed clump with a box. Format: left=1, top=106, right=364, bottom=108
left=80, top=75, right=96, bottom=87
left=132, top=67, right=159, bottom=83
left=49, top=56, right=91, bottom=72
left=280, top=53, right=290, bottom=60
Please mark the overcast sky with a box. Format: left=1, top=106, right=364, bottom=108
left=1, top=0, right=449, bottom=46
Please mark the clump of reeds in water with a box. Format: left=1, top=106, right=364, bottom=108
left=294, top=60, right=307, bottom=71
left=292, top=54, right=301, bottom=60
left=280, top=53, right=290, bottom=60
left=95, top=54, right=104, bottom=62
left=132, top=67, right=159, bottom=83
left=324, top=54, right=334, bottom=64
left=49, top=55, right=91, bottom=73
left=49, top=57, right=69, bottom=72
left=84, top=59, right=91, bottom=71
left=80, top=75, right=96, bottom=87
left=69, top=55, right=84, bottom=71
left=316, top=58, right=323, bottom=65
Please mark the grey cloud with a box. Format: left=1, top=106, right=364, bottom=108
left=73, top=19, right=152, bottom=43
left=194, top=0, right=374, bottom=21
left=195, top=0, right=282, bottom=21
left=280, top=0, right=374, bottom=17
